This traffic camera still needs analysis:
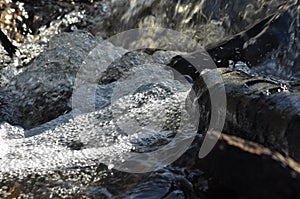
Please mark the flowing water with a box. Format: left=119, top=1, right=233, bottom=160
left=0, top=0, right=299, bottom=198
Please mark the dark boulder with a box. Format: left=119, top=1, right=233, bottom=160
left=0, top=31, right=98, bottom=129
left=193, top=68, right=300, bottom=160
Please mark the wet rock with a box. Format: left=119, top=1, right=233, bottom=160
left=193, top=68, right=300, bottom=160
left=122, top=169, right=196, bottom=199
left=0, top=29, right=186, bottom=130
left=99, top=51, right=154, bottom=84
left=99, top=49, right=190, bottom=84
left=0, top=31, right=98, bottom=129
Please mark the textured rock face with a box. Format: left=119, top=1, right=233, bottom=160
left=0, top=29, right=192, bottom=130
left=99, top=51, right=154, bottom=84
left=192, top=68, right=300, bottom=159
left=0, top=31, right=98, bottom=129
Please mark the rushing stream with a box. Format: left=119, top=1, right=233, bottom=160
left=0, top=0, right=299, bottom=198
